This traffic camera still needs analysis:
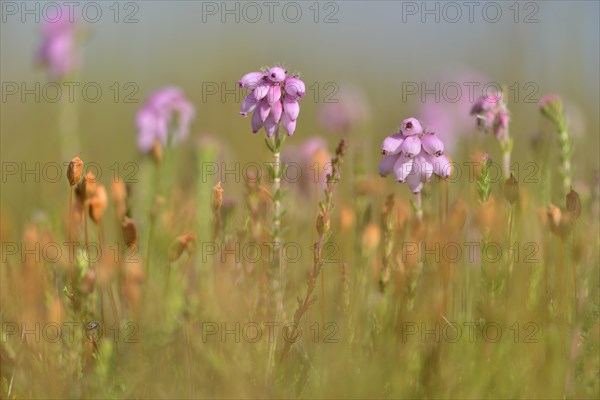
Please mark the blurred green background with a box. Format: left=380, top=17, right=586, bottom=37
left=1, top=0, right=599, bottom=226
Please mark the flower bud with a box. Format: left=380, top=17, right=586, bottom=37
left=267, top=66, right=286, bottom=83
left=284, top=77, right=305, bottom=99
left=282, top=113, right=297, bottom=136
left=381, top=134, right=403, bottom=156
left=316, top=213, right=330, bottom=236
left=539, top=94, right=563, bottom=126
left=401, top=118, right=423, bottom=136
left=237, top=71, right=265, bottom=89
left=283, top=97, right=300, bottom=121
left=503, top=173, right=519, bottom=204
left=421, top=133, right=444, bottom=157
left=67, top=156, right=83, bottom=186
left=401, top=136, right=421, bottom=158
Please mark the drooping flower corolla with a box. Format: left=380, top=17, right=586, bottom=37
left=136, top=87, right=195, bottom=153
left=379, top=118, right=451, bottom=194
left=238, top=66, right=305, bottom=137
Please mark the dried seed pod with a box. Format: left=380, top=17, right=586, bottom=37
left=316, top=213, right=329, bottom=236
left=121, top=217, right=138, bottom=248
left=503, top=173, right=519, bottom=204
left=76, top=171, right=97, bottom=204
left=89, top=184, right=108, bottom=224
left=111, top=178, right=128, bottom=221
left=565, top=188, right=581, bottom=220
left=212, top=181, right=224, bottom=211
left=168, top=232, right=197, bottom=262
left=67, top=156, right=84, bottom=186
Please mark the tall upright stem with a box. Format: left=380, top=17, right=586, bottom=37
left=414, top=192, right=423, bottom=221
left=68, top=187, right=75, bottom=290
left=558, top=127, right=572, bottom=193
left=266, top=137, right=284, bottom=386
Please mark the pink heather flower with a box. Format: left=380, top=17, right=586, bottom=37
left=318, top=85, right=370, bottom=134
left=238, top=66, right=305, bottom=137
left=36, top=6, right=81, bottom=79
left=470, top=93, right=510, bottom=141
left=379, top=117, right=450, bottom=194
left=136, top=87, right=195, bottom=152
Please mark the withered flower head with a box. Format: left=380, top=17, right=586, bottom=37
left=212, top=181, right=224, bottom=211
left=503, top=173, right=519, bottom=204
left=168, top=232, right=197, bottom=262
left=565, top=188, right=581, bottom=220
left=121, top=217, right=138, bottom=248
left=67, top=156, right=83, bottom=186
left=76, top=171, right=97, bottom=204
left=89, top=184, right=108, bottom=224
left=110, top=178, right=128, bottom=221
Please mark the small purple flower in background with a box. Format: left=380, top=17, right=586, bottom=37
left=36, top=6, right=81, bottom=79
left=470, top=93, right=510, bottom=142
left=136, top=87, right=195, bottom=153
left=379, top=117, right=451, bottom=194
left=282, top=137, right=332, bottom=196
left=238, top=66, right=305, bottom=137
left=318, top=85, right=370, bottom=134
left=470, top=89, right=513, bottom=178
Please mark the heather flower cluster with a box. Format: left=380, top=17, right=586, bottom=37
left=136, top=87, right=195, bottom=153
left=470, top=94, right=510, bottom=142
left=238, top=66, right=306, bottom=137
left=36, top=6, right=81, bottom=79
left=379, top=118, right=451, bottom=194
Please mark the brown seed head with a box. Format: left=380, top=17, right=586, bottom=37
left=76, top=171, right=97, bottom=204
left=89, top=184, right=108, bottom=224
left=212, top=181, right=224, bottom=211
left=168, top=232, right=197, bottom=262
left=503, top=173, right=519, bottom=204
left=566, top=188, right=581, bottom=220
left=111, top=178, right=128, bottom=220
left=121, top=217, right=138, bottom=248
left=316, top=213, right=330, bottom=236
left=67, top=156, right=83, bottom=186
